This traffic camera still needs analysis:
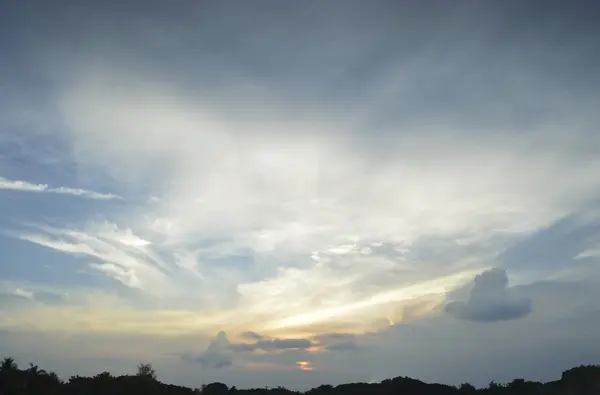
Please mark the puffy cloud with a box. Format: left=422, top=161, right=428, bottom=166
left=185, top=331, right=233, bottom=369
left=445, top=268, right=532, bottom=322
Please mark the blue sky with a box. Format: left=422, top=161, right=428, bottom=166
left=1, top=0, right=600, bottom=390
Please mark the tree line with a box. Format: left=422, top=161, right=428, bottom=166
left=0, top=357, right=598, bottom=395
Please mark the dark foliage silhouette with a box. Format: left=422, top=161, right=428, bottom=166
left=0, top=357, right=599, bottom=395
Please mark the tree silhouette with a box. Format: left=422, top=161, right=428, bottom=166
left=0, top=356, right=598, bottom=395
left=203, top=382, right=229, bottom=395
left=0, top=357, right=18, bottom=372
left=458, top=383, right=477, bottom=393
left=136, top=362, right=157, bottom=380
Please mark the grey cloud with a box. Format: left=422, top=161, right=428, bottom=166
left=445, top=268, right=532, bottom=322
left=184, top=332, right=313, bottom=369
left=313, top=333, right=360, bottom=352
left=2, top=272, right=600, bottom=390
left=228, top=343, right=256, bottom=352
left=315, top=333, right=355, bottom=342
left=191, top=352, right=232, bottom=370
left=240, top=331, right=263, bottom=341
left=325, top=341, right=359, bottom=352
left=231, top=337, right=314, bottom=352
left=360, top=272, right=600, bottom=388
left=498, top=209, right=600, bottom=275
left=184, top=331, right=233, bottom=369
left=257, top=338, right=312, bottom=350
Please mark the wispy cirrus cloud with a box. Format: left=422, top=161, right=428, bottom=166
left=0, top=176, right=120, bottom=200
left=7, top=220, right=481, bottom=337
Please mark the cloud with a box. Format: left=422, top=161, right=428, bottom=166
left=52, top=63, right=600, bottom=257
left=27, top=58, right=596, bottom=341
left=313, top=333, right=360, bottom=352
left=0, top=291, right=34, bottom=308
left=11, top=223, right=170, bottom=293
left=325, top=342, right=359, bottom=352
left=186, top=331, right=233, bottom=369
left=0, top=176, right=120, bottom=200
left=0, top=285, right=68, bottom=309
left=236, top=338, right=314, bottom=352
left=2, top=273, right=600, bottom=389
left=186, top=332, right=317, bottom=370
left=7, top=31, right=599, bottom=340
left=444, top=268, right=532, bottom=322
left=241, top=331, right=264, bottom=341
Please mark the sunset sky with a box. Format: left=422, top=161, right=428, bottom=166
left=1, top=0, right=600, bottom=390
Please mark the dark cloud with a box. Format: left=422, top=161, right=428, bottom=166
left=325, top=341, right=359, bottom=352
left=184, top=331, right=233, bottom=369
left=184, top=332, right=314, bottom=369
left=257, top=338, right=312, bottom=350
left=313, top=333, right=360, bottom=352
left=231, top=337, right=313, bottom=352
left=445, top=268, right=532, bottom=322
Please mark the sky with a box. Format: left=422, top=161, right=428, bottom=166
left=1, top=0, right=600, bottom=390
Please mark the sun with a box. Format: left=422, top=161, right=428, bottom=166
left=296, top=361, right=313, bottom=371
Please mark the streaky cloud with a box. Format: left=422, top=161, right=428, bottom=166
left=0, top=176, right=120, bottom=200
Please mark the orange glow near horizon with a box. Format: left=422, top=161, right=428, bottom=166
left=296, top=361, right=313, bottom=371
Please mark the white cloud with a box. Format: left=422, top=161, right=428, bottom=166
left=56, top=69, right=600, bottom=262
left=6, top=62, right=600, bottom=339
left=12, top=288, right=35, bottom=301
left=12, top=223, right=173, bottom=294
left=9, top=219, right=481, bottom=337
left=0, top=176, right=120, bottom=200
